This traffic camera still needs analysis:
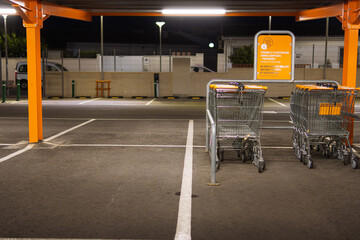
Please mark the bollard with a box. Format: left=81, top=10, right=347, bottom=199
left=2, top=81, right=5, bottom=103
left=72, top=80, right=75, bottom=98
left=16, top=80, right=20, bottom=101
left=154, top=73, right=159, bottom=98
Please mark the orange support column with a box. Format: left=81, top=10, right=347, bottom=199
left=342, top=28, right=358, bottom=87
left=26, top=25, right=43, bottom=142
left=342, top=28, right=359, bottom=145
left=20, top=0, right=44, bottom=143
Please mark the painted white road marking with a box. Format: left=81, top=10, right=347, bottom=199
left=59, top=143, right=204, bottom=148
left=44, top=119, right=96, bottom=142
left=146, top=98, right=156, bottom=105
left=0, top=144, right=34, bottom=163
left=79, top=98, right=100, bottom=105
left=262, top=111, right=277, bottom=114
left=175, top=120, right=194, bottom=240
left=268, top=98, right=286, bottom=107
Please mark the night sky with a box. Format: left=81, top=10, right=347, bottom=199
left=0, top=15, right=345, bottom=49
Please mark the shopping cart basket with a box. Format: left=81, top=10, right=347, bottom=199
left=290, top=84, right=359, bottom=169
left=209, top=82, right=267, bottom=172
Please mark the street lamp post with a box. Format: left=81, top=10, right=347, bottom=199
left=3, top=15, right=8, bottom=96
left=0, top=9, right=16, bottom=97
left=156, top=22, right=165, bottom=72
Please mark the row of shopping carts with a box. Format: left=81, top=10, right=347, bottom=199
left=290, top=84, right=359, bottom=169
left=207, top=82, right=359, bottom=174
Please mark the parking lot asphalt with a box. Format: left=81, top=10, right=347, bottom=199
left=0, top=98, right=360, bottom=240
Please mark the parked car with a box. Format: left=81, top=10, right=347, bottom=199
left=15, top=61, right=68, bottom=90
left=191, top=66, right=215, bottom=72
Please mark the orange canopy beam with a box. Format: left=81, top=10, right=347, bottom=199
left=42, top=2, right=92, bottom=21
left=296, top=3, right=343, bottom=21
left=6, top=0, right=92, bottom=22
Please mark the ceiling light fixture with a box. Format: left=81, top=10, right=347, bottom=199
left=162, top=9, right=226, bottom=15
left=0, top=8, right=16, bottom=15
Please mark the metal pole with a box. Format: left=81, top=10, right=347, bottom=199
left=169, top=49, right=171, bottom=72
left=2, top=81, right=5, bottom=103
left=269, top=16, right=272, bottom=30
left=159, top=26, right=162, bottom=72
left=16, top=79, right=20, bottom=101
left=101, top=16, right=104, bottom=80
left=72, top=80, right=75, bottom=98
left=324, top=17, right=329, bottom=79
left=312, top=44, right=315, bottom=68
left=42, top=51, right=45, bottom=97
left=3, top=15, right=9, bottom=96
left=45, top=49, right=48, bottom=96
left=114, top=49, right=116, bottom=72
left=225, top=45, right=228, bottom=72
left=78, top=48, right=81, bottom=72
left=0, top=50, right=2, bottom=100
left=61, top=51, right=64, bottom=98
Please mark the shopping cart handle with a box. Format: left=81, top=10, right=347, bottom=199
left=229, top=82, right=245, bottom=91
left=316, top=82, right=338, bottom=90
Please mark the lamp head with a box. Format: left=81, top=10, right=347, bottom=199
left=156, top=22, right=165, bottom=28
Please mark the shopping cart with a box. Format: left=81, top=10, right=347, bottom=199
left=290, top=84, right=359, bottom=169
left=209, top=82, right=267, bottom=173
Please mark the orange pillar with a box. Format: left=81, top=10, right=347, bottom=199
left=26, top=24, right=43, bottom=143
left=342, top=28, right=358, bottom=144
left=342, top=28, right=358, bottom=87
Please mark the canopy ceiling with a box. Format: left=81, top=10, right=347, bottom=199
left=45, top=0, right=343, bottom=13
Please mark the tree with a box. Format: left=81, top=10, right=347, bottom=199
left=0, top=32, right=47, bottom=57
left=229, top=44, right=254, bottom=64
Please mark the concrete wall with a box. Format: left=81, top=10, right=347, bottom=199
left=45, top=59, right=360, bottom=98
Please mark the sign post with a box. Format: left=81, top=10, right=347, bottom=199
left=254, top=31, right=295, bottom=81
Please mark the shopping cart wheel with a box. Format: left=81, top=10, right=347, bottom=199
left=245, top=149, right=253, bottom=161
left=216, top=159, right=220, bottom=171
left=241, top=153, right=246, bottom=163
left=306, top=157, right=313, bottom=169
left=316, top=145, right=320, bottom=152
left=217, top=148, right=224, bottom=162
left=342, top=154, right=348, bottom=165
left=302, top=153, right=307, bottom=165
left=351, top=155, right=358, bottom=169
left=258, top=161, right=265, bottom=173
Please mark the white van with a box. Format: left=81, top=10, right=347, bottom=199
left=15, top=61, right=68, bottom=90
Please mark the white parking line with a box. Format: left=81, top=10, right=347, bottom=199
left=79, top=98, right=100, bottom=105
left=175, top=120, right=194, bottom=240
left=268, top=98, right=286, bottom=107
left=262, top=111, right=277, bottom=114
left=0, top=143, right=12, bottom=146
left=146, top=98, right=156, bottom=105
left=0, top=144, right=34, bottom=163
left=44, top=119, right=96, bottom=142
left=59, top=143, right=204, bottom=148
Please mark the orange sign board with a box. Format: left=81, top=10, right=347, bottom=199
left=256, top=35, right=292, bottom=80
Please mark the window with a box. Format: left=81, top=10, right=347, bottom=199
left=46, top=65, right=59, bottom=71
left=18, top=64, right=27, bottom=73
